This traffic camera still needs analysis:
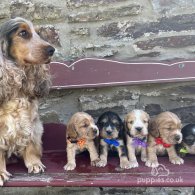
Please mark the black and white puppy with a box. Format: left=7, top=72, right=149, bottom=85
left=96, top=111, right=130, bottom=169
left=177, top=124, right=195, bottom=156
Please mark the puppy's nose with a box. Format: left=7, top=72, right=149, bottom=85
left=106, top=130, right=112, bottom=135
left=45, top=46, right=55, bottom=56
left=135, top=127, right=143, bottom=131
left=175, top=135, right=181, bottom=142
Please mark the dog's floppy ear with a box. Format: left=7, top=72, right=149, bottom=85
left=66, top=121, right=78, bottom=140
left=148, top=118, right=160, bottom=138
left=124, top=115, right=129, bottom=132
left=118, top=122, right=125, bottom=139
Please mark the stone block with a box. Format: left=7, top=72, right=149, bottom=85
left=37, top=25, right=61, bottom=46
left=68, top=4, right=141, bottom=23
left=98, top=13, right=195, bottom=39
left=10, top=0, right=63, bottom=21
left=67, top=0, right=127, bottom=8
left=135, top=35, right=195, bottom=50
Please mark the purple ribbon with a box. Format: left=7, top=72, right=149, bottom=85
left=132, top=137, right=147, bottom=148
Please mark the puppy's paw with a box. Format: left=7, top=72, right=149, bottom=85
left=0, top=170, right=12, bottom=186
left=141, top=156, right=147, bottom=162
left=91, top=158, right=100, bottom=166
left=27, top=162, right=45, bottom=174
left=129, top=160, right=139, bottom=168
left=169, top=156, right=184, bottom=165
left=64, top=163, right=76, bottom=171
left=120, top=160, right=131, bottom=169
left=96, top=160, right=107, bottom=167
left=145, top=159, right=159, bottom=168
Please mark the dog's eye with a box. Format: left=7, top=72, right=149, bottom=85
left=18, top=30, right=29, bottom=38
left=167, top=127, right=172, bottom=131
left=83, top=124, right=89, bottom=128
left=128, top=121, right=133, bottom=124
left=143, top=120, right=148, bottom=123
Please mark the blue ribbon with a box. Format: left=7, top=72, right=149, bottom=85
left=132, top=137, right=147, bottom=148
left=103, top=138, right=120, bottom=147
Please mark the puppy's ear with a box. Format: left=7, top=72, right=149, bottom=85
left=67, top=121, right=77, bottom=140
left=148, top=118, right=160, bottom=138
left=118, top=122, right=125, bottom=139
left=124, top=115, right=130, bottom=133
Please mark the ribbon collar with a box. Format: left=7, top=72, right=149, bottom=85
left=155, top=137, right=172, bottom=148
left=132, top=137, right=147, bottom=148
left=104, top=138, right=120, bottom=147
left=67, top=137, right=86, bottom=149
left=179, top=147, right=188, bottom=154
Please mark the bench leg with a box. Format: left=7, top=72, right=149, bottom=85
left=0, top=151, right=12, bottom=186
left=22, top=141, right=45, bottom=174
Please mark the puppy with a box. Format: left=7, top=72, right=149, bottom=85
left=96, top=111, right=130, bottom=169
left=64, top=112, right=100, bottom=170
left=177, top=124, right=195, bottom=156
left=124, top=110, right=149, bottom=168
left=146, top=111, right=184, bottom=168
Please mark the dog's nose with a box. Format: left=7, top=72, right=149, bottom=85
left=135, top=127, right=143, bottom=131
left=106, top=130, right=112, bottom=135
left=175, top=135, right=181, bottom=142
left=46, top=46, right=55, bottom=56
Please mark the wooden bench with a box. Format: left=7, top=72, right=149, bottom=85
left=5, top=58, right=195, bottom=187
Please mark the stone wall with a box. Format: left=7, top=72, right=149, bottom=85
left=1, top=0, right=195, bottom=123
left=2, top=0, right=195, bottom=61
left=1, top=0, right=195, bottom=194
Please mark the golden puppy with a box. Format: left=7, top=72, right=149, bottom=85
left=64, top=112, right=100, bottom=170
left=145, top=111, right=184, bottom=168
left=124, top=110, right=149, bottom=168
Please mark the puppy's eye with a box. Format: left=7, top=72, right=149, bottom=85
left=167, top=127, right=172, bottom=131
left=83, top=124, right=89, bottom=128
left=128, top=121, right=133, bottom=124
left=18, top=30, right=29, bottom=38
left=143, top=120, right=148, bottom=123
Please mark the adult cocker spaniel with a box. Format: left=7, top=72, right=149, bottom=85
left=0, top=17, right=55, bottom=185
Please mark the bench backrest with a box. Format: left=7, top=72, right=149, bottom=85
left=49, top=58, right=195, bottom=89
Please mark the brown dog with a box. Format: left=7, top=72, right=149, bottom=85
left=145, top=111, right=184, bottom=168
left=124, top=110, right=149, bottom=168
left=64, top=112, right=100, bottom=170
left=0, top=17, right=55, bottom=185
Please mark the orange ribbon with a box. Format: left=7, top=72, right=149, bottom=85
left=77, top=138, right=86, bottom=149
left=67, top=138, right=86, bottom=149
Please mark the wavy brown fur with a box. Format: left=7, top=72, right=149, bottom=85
left=0, top=17, right=55, bottom=186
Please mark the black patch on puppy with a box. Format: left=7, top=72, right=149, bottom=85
left=181, top=124, right=195, bottom=146
left=176, top=124, right=195, bottom=157
left=97, top=111, right=124, bottom=140
left=97, top=111, right=127, bottom=155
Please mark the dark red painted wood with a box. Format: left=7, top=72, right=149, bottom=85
left=49, top=58, right=195, bottom=89
left=5, top=123, right=195, bottom=187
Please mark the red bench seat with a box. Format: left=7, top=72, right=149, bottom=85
left=5, top=123, right=195, bottom=187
